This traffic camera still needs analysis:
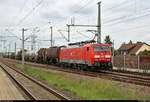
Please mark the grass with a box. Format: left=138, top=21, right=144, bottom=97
left=15, top=64, right=150, bottom=100
left=117, top=67, right=127, bottom=71
left=16, top=65, right=24, bottom=69
left=117, top=67, right=123, bottom=70
left=143, top=70, right=150, bottom=74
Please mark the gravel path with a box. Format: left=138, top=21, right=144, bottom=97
left=0, top=67, right=25, bottom=100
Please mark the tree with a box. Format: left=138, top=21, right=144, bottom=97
left=130, top=53, right=136, bottom=56
left=128, top=40, right=133, bottom=44
left=138, top=50, right=150, bottom=56
left=104, top=35, right=112, bottom=46
left=104, top=35, right=117, bottom=55
left=111, top=48, right=118, bottom=56
left=122, top=42, right=126, bottom=44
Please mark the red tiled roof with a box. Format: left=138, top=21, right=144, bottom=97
left=129, top=43, right=143, bottom=54
left=118, top=42, right=145, bottom=55
left=118, top=44, right=136, bottom=51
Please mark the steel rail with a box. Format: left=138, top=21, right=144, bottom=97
left=2, top=58, right=150, bottom=87
left=24, top=61, right=150, bottom=87
left=100, top=70, right=150, bottom=81
left=0, top=62, right=71, bottom=100
left=0, top=64, right=37, bottom=100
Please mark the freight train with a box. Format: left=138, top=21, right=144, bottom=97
left=3, top=40, right=113, bottom=70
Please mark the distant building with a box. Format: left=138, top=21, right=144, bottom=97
left=117, top=42, right=150, bottom=56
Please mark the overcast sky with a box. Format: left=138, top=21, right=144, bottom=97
left=0, top=0, right=150, bottom=52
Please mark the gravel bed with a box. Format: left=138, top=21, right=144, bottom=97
left=2, top=58, right=150, bottom=99
left=1, top=63, right=60, bottom=100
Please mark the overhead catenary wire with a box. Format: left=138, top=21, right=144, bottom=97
left=100, top=0, right=132, bottom=20
left=57, top=30, right=68, bottom=41
left=105, top=22, right=150, bottom=34
left=69, top=0, right=97, bottom=22
left=5, top=0, right=30, bottom=32
left=102, top=0, right=150, bottom=27
left=1, top=0, right=45, bottom=46
left=53, top=0, right=96, bottom=27
left=15, top=0, right=30, bottom=21
left=54, top=0, right=97, bottom=43
left=16, top=0, right=44, bottom=26
left=36, top=0, right=97, bottom=42
left=103, top=0, right=130, bottom=11
left=4, top=0, right=150, bottom=49
left=103, top=10, right=150, bottom=27
left=0, top=0, right=105, bottom=51
left=72, top=0, right=94, bottom=14
left=5, top=30, right=22, bottom=40
left=76, top=30, right=91, bottom=39
left=102, top=4, right=150, bottom=27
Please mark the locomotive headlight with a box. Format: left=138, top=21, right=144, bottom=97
left=105, top=55, right=111, bottom=58
left=107, top=59, right=110, bottom=61
left=95, top=59, right=99, bottom=61
left=94, top=55, right=100, bottom=58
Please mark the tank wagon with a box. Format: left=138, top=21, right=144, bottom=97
left=25, top=51, right=37, bottom=62
left=3, top=53, right=10, bottom=58
left=10, top=53, right=16, bottom=59
left=37, top=48, right=47, bottom=63
left=16, top=50, right=28, bottom=60
left=21, top=47, right=62, bottom=64
left=16, top=51, right=21, bottom=60
left=44, top=46, right=64, bottom=64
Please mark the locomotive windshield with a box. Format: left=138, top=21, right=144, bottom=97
left=93, top=46, right=110, bottom=52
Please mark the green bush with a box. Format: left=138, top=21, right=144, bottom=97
left=130, top=53, right=136, bottom=56
left=138, top=50, right=150, bottom=56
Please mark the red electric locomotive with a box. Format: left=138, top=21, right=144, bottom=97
left=59, top=40, right=112, bottom=70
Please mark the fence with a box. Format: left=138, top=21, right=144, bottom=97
left=113, top=56, right=150, bottom=70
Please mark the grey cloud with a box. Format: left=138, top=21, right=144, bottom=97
left=44, top=0, right=57, bottom=4
left=1, top=0, right=150, bottom=50
left=68, top=4, right=95, bottom=15
left=40, top=10, right=66, bottom=20
left=0, top=0, right=8, bottom=4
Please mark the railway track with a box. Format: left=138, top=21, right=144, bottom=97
left=109, top=69, right=150, bottom=77
left=100, top=70, right=150, bottom=81
left=0, top=62, right=72, bottom=100
left=98, top=70, right=150, bottom=87
left=2, top=58, right=150, bottom=87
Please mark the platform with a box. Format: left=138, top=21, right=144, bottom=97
left=0, top=67, right=25, bottom=100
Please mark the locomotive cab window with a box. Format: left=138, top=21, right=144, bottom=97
left=87, top=47, right=89, bottom=51
left=93, top=46, right=110, bottom=52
